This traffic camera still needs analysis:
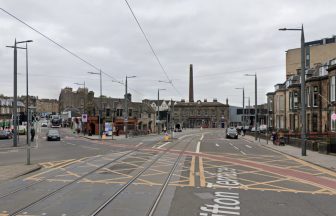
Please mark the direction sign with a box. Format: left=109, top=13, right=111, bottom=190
left=82, top=114, right=88, bottom=123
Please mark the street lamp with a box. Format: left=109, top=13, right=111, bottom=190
left=245, top=73, right=258, bottom=141
left=88, top=70, right=102, bottom=139
left=124, top=75, right=136, bottom=138
left=235, top=88, right=245, bottom=130
left=157, top=88, right=166, bottom=134
left=279, top=25, right=306, bottom=156
left=6, top=39, right=33, bottom=150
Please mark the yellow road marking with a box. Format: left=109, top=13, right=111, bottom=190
left=244, top=177, right=291, bottom=187
left=199, top=156, right=206, bottom=187
left=260, top=145, right=336, bottom=178
left=189, top=156, right=195, bottom=187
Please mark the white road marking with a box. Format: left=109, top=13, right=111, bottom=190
left=245, top=145, right=252, bottom=148
left=67, top=143, right=76, bottom=146
left=206, top=183, right=213, bottom=188
left=215, top=143, right=219, bottom=147
left=229, top=142, right=233, bottom=146
left=80, top=146, right=99, bottom=150
left=240, top=151, right=247, bottom=155
left=157, top=142, right=171, bottom=149
left=233, top=146, right=239, bottom=150
left=200, top=134, right=204, bottom=141
left=135, top=142, right=143, bottom=147
left=196, top=141, right=201, bottom=153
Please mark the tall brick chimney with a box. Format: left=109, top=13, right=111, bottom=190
left=189, top=64, right=194, bottom=102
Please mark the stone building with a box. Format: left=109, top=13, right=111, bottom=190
left=0, top=98, right=25, bottom=128
left=174, top=98, right=229, bottom=128
left=272, top=83, right=287, bottom=129
left=172, top=64, right=229, bottom=128
left=327, top=61, right=336, bottom=131
left=286, top=35, right=336, bottom=79
left=59, top=87, right=156, bottom=135
left=59, top=87, right=88, bottom=115
left=36, top=99, right=59, bottom=114
left=142, top=99, right=175, bottom=132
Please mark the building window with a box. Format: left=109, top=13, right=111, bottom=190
left=313, top=86, right=318, bottom=107
left=106, top=109, right=110, bottom=117
left=148, top=113, right=151, bottom=118
left=129, top=109, right=132, bottom=117
left=293, top=92, right=298, bottom=109
left=289, top=92, right=292, bottom=110
left=116, top=109, right=123, bottom=117
left=279, top=96, right=284, bottom=111
left=306, top=87, right=311, bottom=107
left=331, top=76, right=335, bottom=102
left=312, top=113, right=318, bottom=132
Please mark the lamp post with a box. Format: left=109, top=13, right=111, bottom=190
left=279, top=25, right=306, bottom=156
left=235, top=88, right=245, bottom=130
left=157, top=88, right=166, bottom=134
left=245, top=73, right=258, bottom=141
left=88, top=70, right=102, bottom=139
left=124, top=75, right=136, bottom=138
left=6, top=39, right=33, bottom=149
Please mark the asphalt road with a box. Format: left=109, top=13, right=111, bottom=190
left=0, top=128, right=335, bottom=216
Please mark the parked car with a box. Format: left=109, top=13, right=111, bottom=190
left=226, top=127, right=238, bottom=139
left=18, top=125, right=26, bottom=135
left=41, top=120, right=48, bottom=127
left=251, top=127, right=260, bottom=132
left=0, top=130, right=12, bottom=139
left=259, top=124, right=267, bottom=133
left=46, top=129, right=61, bottom=141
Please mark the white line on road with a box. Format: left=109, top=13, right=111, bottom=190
left=196, top=141, right=201, bottom=153
left=245, top=145, right=252, bottom=148
left=135, top=142, right=143, bottom=147
left=206, top=183, right=213, bottom=188
left=200, top=134, right=204, bottom=141
left=80, top=146, right=99, bottom=150
left=158, top=142, right=171, bottom=149
left=240, top=151, right=247, bottom=155
left=233, top=146, right=239, bottom=150
left=67, top=143, right=76, bottom=146
left=215, top=143, right=219, bottom=147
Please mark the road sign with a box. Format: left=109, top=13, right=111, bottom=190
left=82, top=114, right=88, bottom=123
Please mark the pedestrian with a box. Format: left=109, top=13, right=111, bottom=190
left=242, top=128, right=246, bottom=136
left=30, top=127, right=35, bottom=142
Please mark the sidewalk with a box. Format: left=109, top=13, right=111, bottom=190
left=0, top=136, right=27, bottom=149
left=242, top=135, right=336, bottom=172
left=80, top=133, right=159, bottom=141
left=0, top=164, right=41, bottom=182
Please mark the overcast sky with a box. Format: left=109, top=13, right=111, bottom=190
left=0, top=0, right=335, bottom=107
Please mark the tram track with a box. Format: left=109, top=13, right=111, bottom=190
left=89, top=135, right=198, bottom=216
left=0, top=141, right=153, bottom=215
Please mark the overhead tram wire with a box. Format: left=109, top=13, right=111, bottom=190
left=0, top=8, right=120, bottom=82
left=123, top=0, right=182, bottom=97
left=1, top=7, right=149, bottom=97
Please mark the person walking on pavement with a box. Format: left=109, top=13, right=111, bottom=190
left=30, top=127, right=35, bottom=142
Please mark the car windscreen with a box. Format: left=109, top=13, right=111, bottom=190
left=227, top=128, right=237, bottom=133
left=0, top=131, right=6, bottom=135
left=48, top=130, right=59, bottom=135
